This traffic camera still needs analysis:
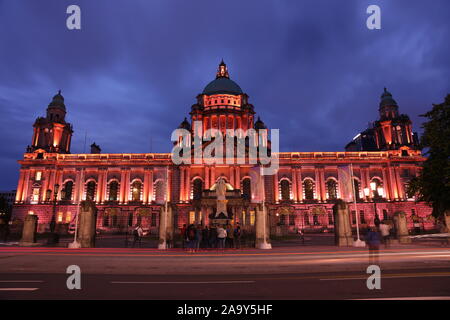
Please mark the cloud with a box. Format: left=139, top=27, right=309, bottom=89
left=0, top=0, right=448, bottom=189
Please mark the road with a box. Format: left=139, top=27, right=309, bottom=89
left=0, top=245, right=449, bottom=299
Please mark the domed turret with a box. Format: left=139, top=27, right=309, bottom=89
left=202, top=61, right=243, bottom=95
left=178, top=117, right=191, bottom=130
left=48, top=90, right=66, bottom=110
left=379, top=87, right=397, bottom=108
left=254, top=116, right=267, bottom=130
left=379, top=87, right=399, bottom=120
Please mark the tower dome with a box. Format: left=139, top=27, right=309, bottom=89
left=202, top=60, right=243, bottom=95
left=48, top=90, right=66, bottom=110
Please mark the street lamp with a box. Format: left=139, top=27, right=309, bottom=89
left=364, top=182, right=384, bottom=227
left=49, top=183, right=59, bottom=233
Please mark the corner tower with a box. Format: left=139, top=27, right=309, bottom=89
left=28, top=91, right=73, bottom=154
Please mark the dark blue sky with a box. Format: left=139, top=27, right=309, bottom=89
left=0, top=0, right=449, bottom=190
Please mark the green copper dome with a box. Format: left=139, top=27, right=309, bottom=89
left=202, top=77, right=243, bottom=95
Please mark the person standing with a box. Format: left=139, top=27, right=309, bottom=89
left=234, top=223, right=242, bottom=249
left=196, top=224, right=203, bottom=250
left=187, top=224, right=197, bottom=253
left=365, top=227, right=381, bottom=264
left=217, top=225, right=227, bottom=251
left=379, top=221, right=391, bottom=248
left=226, top=224, right=234, bottom=248
left=132, top=224, right=143, bottom=248
left=209, top=225, right=217, bottom=248
left=180, top=224, right=187, bottom=249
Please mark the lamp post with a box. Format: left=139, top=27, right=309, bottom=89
left=49, top=183, right=59, bottom=233
left=364, top=182, right=384, bottom=228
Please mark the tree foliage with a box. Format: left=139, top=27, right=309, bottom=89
left=407, top=94, right=450, bottom=218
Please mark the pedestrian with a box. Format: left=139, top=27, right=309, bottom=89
left=180, top=224, right=187, bottom=249
left=217, top=224, right=227, bottom=251
left=365, top=227, right=381, bottom=264
left=132, top=224, right=143, bottom=248
left=234, top=223, right=242, bottom=249
left=297, top=227, right=305, bottom=245
left=379, top=220, right=391, bottom=248
left=226, top=224, right=234, bottom=248
left=202, top=226, right=209, bottom=248
left=187, top=224, right=197, bottom=253
left=196, top=224, right=203, bottom=250
left=209, top=225, right=217, bottom=248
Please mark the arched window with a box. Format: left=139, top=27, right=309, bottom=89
left=280, top=179, right=291, bottom=201
left=242, top=178, right=251, bottom=200
left=86, top=181, right=96, bottom=201
left=131, top=180, right=142, bottom=202
left=193, top=178, right=203, bottom=200
left=303, top=179, right=315, bottom=200
left=326, top=179, right=338, bottom=200
left=108, top=181, right=119, bottom=201
left=62, top=181, right=73, bottom=200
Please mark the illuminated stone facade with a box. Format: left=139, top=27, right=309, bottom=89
left=12, top=62, right=433, bottom=235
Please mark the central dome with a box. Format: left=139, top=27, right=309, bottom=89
left=202, top=77, right=243, bottom=95
left=202, top=60, right=243, bottom=95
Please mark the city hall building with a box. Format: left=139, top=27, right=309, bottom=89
left=12, top=62, right=434, bottom=236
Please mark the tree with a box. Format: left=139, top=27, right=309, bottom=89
left=407, top=94, right=450, bottom=218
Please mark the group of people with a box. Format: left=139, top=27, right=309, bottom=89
left=365, top=220, right=392, bottom=264
left=181, top=223, right=242, bottom=252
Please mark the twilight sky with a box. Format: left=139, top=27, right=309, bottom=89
left=0, top=0, right=449, bottom=190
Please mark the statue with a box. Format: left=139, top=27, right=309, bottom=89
left=215, top=177, right=228, bottom=218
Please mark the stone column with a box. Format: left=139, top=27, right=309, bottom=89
left=180, top=167, right=185, bottom=202
left=77, top=201, right=97, bottom=248
left=292, top=167, right=298, bottom=202
left=22, top=169, right=31, bottom=203
left=333, top=200, right=353, bottom=246
left=119, top=169, right=126, bottom=204
left=393, top=211, right=411, bottom=243
left=19, top=214, right=39, bottom=246
left=297, top=168, right=303, bottom=202
left=255, top=204, right=272, bottom=249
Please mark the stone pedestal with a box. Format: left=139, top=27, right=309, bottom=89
left=158, top=204, right=173, bottom=249
left=393, top=211, right=411, bottom=244
left=333, top=200, right=353, bottom=246
left=77, top=201, right=97, bottom=248
left=19, top=214, right=39, bottom=246
left=255, top=204, right=271, bottom=249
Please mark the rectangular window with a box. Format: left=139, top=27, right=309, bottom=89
left=57, top=212, right=63, bottom=223
left=250, top=210, right=255, bottom=226
left=351, top=211, right=357, bottom=224
left=65, top=212, right=72, bottom=223
left=31, top=188, right=40, bottom=203
left=189, top=211, right=195, bottom=225
left=360, top=210, right=366, bottom=224
left=35, top=171, right=42, bottom=181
